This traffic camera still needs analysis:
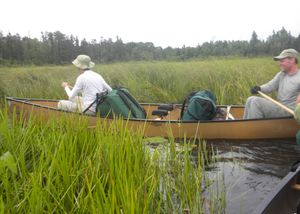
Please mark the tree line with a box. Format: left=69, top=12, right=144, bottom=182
left=0, top=28, right=299, bottom=65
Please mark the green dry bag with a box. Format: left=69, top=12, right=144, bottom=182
left=96, top=87, right=146, bottom=119
left=181, top=90, right=217, bottom=121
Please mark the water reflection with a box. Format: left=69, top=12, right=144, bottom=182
left=144, top=138, right=300, bottom=213
left=205, top=139, right=300, bottom=214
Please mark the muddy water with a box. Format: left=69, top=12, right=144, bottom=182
left=206, top=139, right=300, bottom=214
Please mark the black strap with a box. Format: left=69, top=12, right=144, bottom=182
left=117, top=88, right=146, bottom=118
left=82, top=91, right=108, bottom=113
left=180, top=97, right=188, bottom=119
left=117, top=91, right=137, bottom=118
left=180, top=91, right=197, bottom=119
left=82, top=99, right=97, bottom=113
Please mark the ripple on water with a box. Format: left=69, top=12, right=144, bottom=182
left=204, top=139, right=300, bottom=214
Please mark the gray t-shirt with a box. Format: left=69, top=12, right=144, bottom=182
left=261, top=70, right=300, bottom=109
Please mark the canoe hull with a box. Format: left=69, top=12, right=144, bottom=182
left=6, top=97, right=300, bottom=140
left=253, top=163, right=300, bottom=214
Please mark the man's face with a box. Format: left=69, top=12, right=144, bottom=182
left=278, top=57, right=295, bottom=72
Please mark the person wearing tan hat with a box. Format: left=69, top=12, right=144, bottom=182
left=243, top=48, right=300, bottom=119
left=58, top=54, right=112, bottom=114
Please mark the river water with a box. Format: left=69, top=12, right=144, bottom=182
left=206, top=139, right=300, bottom=214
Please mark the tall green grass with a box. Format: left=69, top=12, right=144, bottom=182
left=0, top=57, right=279, bottom=104
left=0, top=108, right=224, bottom=213
left=0, top=57, right=279, bottom=212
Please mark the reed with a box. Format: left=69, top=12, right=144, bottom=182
left=0, top=108, right=224, bottom=213
left=0, top=57, right=279, bottom=212
left=0, top=57, right=279, bottom=104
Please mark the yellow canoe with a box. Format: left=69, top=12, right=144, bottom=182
left=6, top=97, right=300, bottom=140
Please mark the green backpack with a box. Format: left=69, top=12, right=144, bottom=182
left=96, top=88, right=146, bottom=119
left=181, top=90, right=217, bottom=121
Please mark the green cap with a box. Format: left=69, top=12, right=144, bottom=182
left=273, top=48, right=299, bottom=61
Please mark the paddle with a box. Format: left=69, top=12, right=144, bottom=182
left=257, top=91, right=295, bottom=116
left=258, top=91, right=300, bottom=144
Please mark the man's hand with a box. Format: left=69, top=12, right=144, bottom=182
left=250, top=86, right=261, bottom=94
left=61, top=82, right=69, bottom=88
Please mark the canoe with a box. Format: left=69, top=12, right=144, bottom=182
left=252, top=160, right=300, bottom=214
left=5, top=97, right=300, bottom=140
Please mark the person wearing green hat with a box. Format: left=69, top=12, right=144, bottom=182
left=58, top=54, right=112, bottom=115
left=243, top=48, right=300, bottom=119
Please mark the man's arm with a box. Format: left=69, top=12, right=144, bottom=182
left=63, top=77, right=83, bottom=100
left=260, top=72, right=282, bottom=93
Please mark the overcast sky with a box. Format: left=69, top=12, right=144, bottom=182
left=1, top=0, right=300, bottom=48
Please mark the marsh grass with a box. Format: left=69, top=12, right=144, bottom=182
left=0, top=57, right=279, bottom=104
left=0, top=57, right=279, bottom=212
left=0, top=108, right=224, bottom=213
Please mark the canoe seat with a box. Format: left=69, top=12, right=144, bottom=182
left=158, top=104, right=174, bottom=111
left=152, top=109, right=169, bottom=118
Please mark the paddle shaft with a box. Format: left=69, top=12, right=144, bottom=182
left=258, top=91, right=295, bottom=116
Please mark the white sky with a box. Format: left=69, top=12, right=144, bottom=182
left=1, top=0, right=300, bottom=48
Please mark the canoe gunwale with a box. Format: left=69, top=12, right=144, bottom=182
left=5, top=96, right=300, bottom=140
left=5, top=96, right=295, bottom=123
left=252, top=163, right=300, bottom=214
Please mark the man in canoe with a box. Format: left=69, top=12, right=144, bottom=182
left=58, top=54, right=112, bottom=115
left=243, top=48, right=300, bottom=119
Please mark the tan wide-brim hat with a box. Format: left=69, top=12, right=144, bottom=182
left=72, top=55, right=95, bottom=69
left=273, top=48, right=299, bottom=61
